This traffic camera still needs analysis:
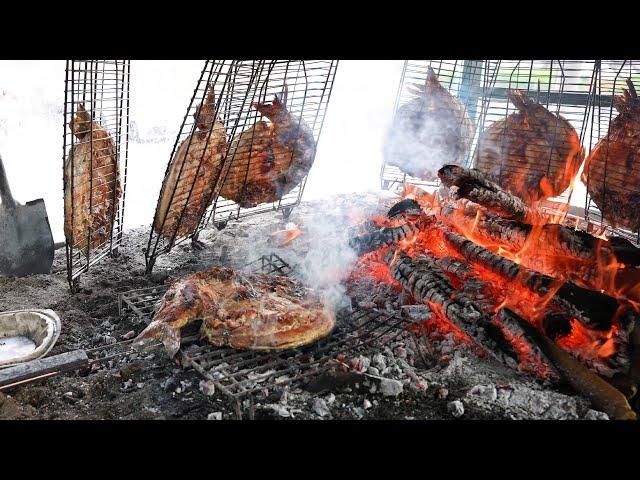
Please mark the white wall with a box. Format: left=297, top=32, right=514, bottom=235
left=0, top=60, right=404, bottom=243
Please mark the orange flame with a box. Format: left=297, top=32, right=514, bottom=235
left=270, top=225, right=302, bottom=247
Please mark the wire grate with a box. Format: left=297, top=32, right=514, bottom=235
left=582, top=60, right=640, bottom=246
left=145, top=60, right=338, bottom=274
left=63, top=60, right=131, bottom=289
left=119, top=253, right=416, bottom=419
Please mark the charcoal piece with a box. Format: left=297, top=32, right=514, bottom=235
left=542, top=312, right=573, bottom=340
left=438, top=164, right=532, bottom=221
left=387, top=198, right=423, bottom=219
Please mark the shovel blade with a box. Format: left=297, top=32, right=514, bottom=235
left=0, top=199, right=55, bottom=276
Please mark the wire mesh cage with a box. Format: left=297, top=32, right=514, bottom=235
left=382, top=60, right=595, bottom=207
left=581, top=60, right=640, bottom=245
left=63, top=60, right=131, bottom=289
left=206, top=60, right=338, bottom=226
left=381, top=60, right=491, bottom=191
left=145, top=60, right=338, bottom=273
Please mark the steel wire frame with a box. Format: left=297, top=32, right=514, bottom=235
left=118, top=253, right=417, bottom=419
left=381, top=61, right=596, bottom=202
left=581, top=60, right=640, bottom=245
left=144, top=60, right=338, bottom=274
left=205, top=60, right=339, bottom=226
left=63, top=60, right=131, bottom=289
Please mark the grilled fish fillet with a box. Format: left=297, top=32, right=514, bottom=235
left=154, top=86, right=228, bottom=241
left=64, top=103, right=121, bottom=253
left=135, top=267, right=335, bottom=357
left=581, top=79, right=640, bottom=231
left=219, top=88, right=316, bottom=208
left=475, top=89, right=584, bottom=203
left=384, top=66, right=474, bottom=181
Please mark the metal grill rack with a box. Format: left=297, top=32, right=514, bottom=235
left=582, top=60, right=640, bottom=246
left=382, top=61, right=595, bottom=205
left=382, top=60, right=493, bottom=191
left=145, top=60, right=338, bottom=274
left=207, top=60, right=339, bottom=226
left=119, top=253, right=415, bottom=419
left=63, top=60, right=131, bottom=289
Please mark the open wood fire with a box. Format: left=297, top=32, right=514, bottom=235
left=347, top=165, right=640, bottom=420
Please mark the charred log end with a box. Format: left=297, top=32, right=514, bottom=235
left=387, top=198, right=422, bottom=219
left=500, top=308, right=636, bottom=421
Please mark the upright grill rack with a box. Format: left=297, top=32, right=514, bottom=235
left=382, top=60, right=595, bottom=204
left=145, top=60, right=338, bottom=274
left=207, top=60, right=338, bottom=225
left=119, top=253, right=416, bottom=419
left=381, top=60, right=492, bottom=191
left=63, top=60, right=131, bottom=289
left=582, top=60, right=640, bottom=245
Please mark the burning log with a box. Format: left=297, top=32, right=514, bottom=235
left=438, top=165, right=533, bottom=222
left=493, top=308, right=558, bottom=379
left=497, top=308, right=637, bottom=420
left=349, top=215, right=433, bottom=256
left=439, top=203, right=640, bottom=271
left=387, top=198, right=423, bottom=219
left=388, top=250, right=520, bottom=367
left=434, top=256, right=474, bottom=281
left=443, top=230, right=618, bottom=330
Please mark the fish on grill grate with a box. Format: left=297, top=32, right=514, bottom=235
left=581, top=79, right=640, bottom=231
left=64, top=103, right=121, bottom=253
left=219, top=86, right=316, bottom=208
left=474, top=89, right=585, bottom=203
left=383, top=66, right=474, bottom=181
left=134, top=267, right=335, bottom=357
left=153, top=85, right=228, bottom=241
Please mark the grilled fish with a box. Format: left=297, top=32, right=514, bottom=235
left=384, top=66, right=474, bottom=181
left=219, top=87, right=316, bottom=208
left=154, top=85, right=228, bottom=241
left=475, top=89, right=584, bottom=203
left=64, top=103, right=121, bottom=253
left=581, top=79, right=640, bottom=231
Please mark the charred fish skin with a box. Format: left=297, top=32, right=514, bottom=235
left=64, top=103, right=121, bottom=253
left=582, top=79, right=640, bottom=231
left=384, top=66, right=474, bottom=181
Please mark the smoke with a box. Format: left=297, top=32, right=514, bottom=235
left=295, top=205, right=359, bottom=314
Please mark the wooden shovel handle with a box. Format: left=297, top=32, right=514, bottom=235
left=0, top=154, right=17, bottom=209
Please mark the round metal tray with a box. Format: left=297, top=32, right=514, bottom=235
left=0, top=309, right=61, bottom=367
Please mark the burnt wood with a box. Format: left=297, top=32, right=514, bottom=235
left=494, top=308, right=558, bottom=378
left=388, top=250, right=520, bottom=367
left=387, top=198, right=422, bottom=219
left=349, top=215, right=433, bottom=256
left=0, top=350, right=89, bottom=389
left=498, top=308, right=636, bottom=420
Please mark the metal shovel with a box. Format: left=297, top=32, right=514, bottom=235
left=0, top=153, right=55, bottom=276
